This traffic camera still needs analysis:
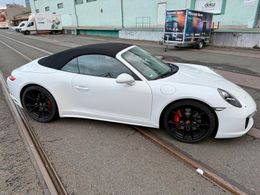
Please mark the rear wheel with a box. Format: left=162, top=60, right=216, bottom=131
left=24, top=30, right=30, bottom=35
left=22, top=86, right=58, bottom=123
left=162, top=100, right=216, bottom=143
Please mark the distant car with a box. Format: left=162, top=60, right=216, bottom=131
left=12, top=21, right=27, bottom=32
left=7, top=43, right=257, bottom=143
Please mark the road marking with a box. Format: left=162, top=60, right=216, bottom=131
left=0, top=39, right=32, bottom=61
left=0, top=33, right=53, bottom=55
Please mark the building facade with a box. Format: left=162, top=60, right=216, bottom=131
left=29, top=0, right=260, bottom=47
left=6, top=4, right=30, bottom=26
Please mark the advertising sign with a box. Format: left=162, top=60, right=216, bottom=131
left=185, top=10, right=213, bottom=39
left=195, top=0, right=223, bottom=14
left=164, top=9, right=213, bottom=43
left=164, top=10, right=186, bottom=41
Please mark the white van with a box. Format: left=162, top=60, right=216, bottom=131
left=20, top=13, right=62, bottom=35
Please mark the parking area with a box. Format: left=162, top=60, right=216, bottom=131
left=0, top=29, right=259, bottom=194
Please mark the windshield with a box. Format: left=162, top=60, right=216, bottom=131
left=19, top=23, right=25, bottom=27
left=121, top=46, right=177, bottom=80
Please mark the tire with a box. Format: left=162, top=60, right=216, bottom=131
left=162, top=100, right=216, bottom=143
left=196, top=40, right=204, bottom=49
left=24, top=30, right=30, bottom=35
left=21, top=86, right=58, bottom=123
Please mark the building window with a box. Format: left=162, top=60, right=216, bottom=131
left=57, top=3, right=63, bottom=9
left=75, top=0, right=83, bottom=5
left=45, top=6, right=50, bottom=12
left=86, top=0, right=97, bottom=2
left=36, top=9, right=39, bottom=13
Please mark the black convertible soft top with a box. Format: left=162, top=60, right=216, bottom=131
left=38, top=43, right=132, bottom=70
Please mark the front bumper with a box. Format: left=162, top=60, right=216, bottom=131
left=215, top=96, right=257, bottom=138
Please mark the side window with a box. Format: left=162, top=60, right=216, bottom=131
left=27, top=22, right=34, bottom=27
left=77, top=55, right=136, bottom=79
left=62, top=58, right=79, bottom=73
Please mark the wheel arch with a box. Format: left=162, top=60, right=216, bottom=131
left=159, top=98, right=219, bottom=137
left=20, top=84, right=60, bottom=116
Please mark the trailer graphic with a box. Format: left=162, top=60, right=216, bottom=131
left=163, top=9, right=213, bottom=50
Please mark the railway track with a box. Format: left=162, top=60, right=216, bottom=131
left=0, top=31, right=252, bottom=194
left=0, top=71, right=68, bottom=195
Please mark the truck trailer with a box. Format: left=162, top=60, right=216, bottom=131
left=163, top=9, right=213, bottom=50
left=20, top=13, right=62, bottom=35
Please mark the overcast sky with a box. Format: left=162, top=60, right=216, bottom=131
left=0, top=0, right=25, bottom=8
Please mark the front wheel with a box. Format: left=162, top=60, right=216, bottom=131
left=22, top=86, right=58, bottom=123
left=23, top=30, right=30, bottom=35
left=162, top=100, right=216, bottom=143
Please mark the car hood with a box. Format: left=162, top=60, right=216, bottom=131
left=164, top=63, right=250, bottom=100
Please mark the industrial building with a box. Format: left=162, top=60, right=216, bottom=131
left=29, top=0, right=260, bottom=47
left=5, top=4, right=30, bottom=26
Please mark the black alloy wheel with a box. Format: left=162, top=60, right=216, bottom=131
left=22, top=86, right=58, bottom=123
left=163, top=100, right=216, bottom=143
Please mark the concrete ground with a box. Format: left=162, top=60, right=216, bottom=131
left=0, top=88, right=43, bottom=194
left=0, top=29, right=259, bottom=194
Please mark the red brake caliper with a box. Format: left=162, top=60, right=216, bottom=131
left=173, top=110, right=182, bottom=129
left=47, top=100, right=52, bottom=111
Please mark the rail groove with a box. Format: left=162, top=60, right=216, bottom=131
left=132, top=126, right=247, bottom=195
left=0, top=71, right=68, bottom=195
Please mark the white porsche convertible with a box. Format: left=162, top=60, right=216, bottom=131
left=7, top=43, right=256, bottom=143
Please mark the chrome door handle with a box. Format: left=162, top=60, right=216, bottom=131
left=75, top=86, right=89, bottom=91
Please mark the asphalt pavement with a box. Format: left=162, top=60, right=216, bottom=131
left=0, top=87, right=43, bottom=194
left=0, top=29, right=259, bottom=194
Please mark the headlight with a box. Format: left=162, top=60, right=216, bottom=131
left=218, top=88, right=242, bottom=108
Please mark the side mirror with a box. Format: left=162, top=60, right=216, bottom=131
left=116, top=73, right=135, bottom=86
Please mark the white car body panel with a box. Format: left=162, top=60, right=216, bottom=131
left=7, top=46, right=257, bottom=139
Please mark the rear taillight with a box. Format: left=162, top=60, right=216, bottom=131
left=9, top=75, right=16, bottom=81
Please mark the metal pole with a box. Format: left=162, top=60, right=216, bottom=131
left=120, top=0, right=124, bottom=29
left=33, top=0, right=36, bottom=13
left=73, top=0, right=79, bottom=28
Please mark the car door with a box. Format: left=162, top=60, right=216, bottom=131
left=64, top=54, right=153, bottom=124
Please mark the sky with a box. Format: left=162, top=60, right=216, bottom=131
left=0, top=0, right=25, bottom=8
